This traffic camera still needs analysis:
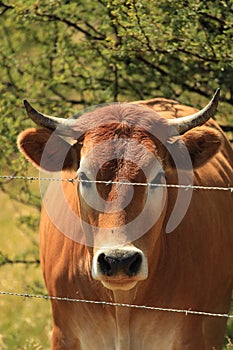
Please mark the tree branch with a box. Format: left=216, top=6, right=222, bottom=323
left=35, top=11, right=106, bottom=41
left=0, top=1, right=14, bottom=16
left=0, top=251, right=40, bottom=267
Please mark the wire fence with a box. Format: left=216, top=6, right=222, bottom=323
left=0, top=172, right=233, bottom=321
left=0, top=291, right=232, bottom=319
left=0, top=174, right=233, bottom=192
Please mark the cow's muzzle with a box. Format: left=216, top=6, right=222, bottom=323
left=92, top=247, right=148, bottom=290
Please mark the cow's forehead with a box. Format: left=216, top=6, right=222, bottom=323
left=74, top=103, right=169, bottom=179
left=73, top=103, right=170, bottom=143
left=79, top=123, right=164, bottom=181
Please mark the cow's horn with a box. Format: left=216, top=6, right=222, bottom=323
left=23, top=100, right=77, bottom=131
left=168, top=88, right=220, bottom=134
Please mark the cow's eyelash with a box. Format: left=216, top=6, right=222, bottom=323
left=78, top=172, right=91, bottom=187
left=150, top=172, right=165, bottom=186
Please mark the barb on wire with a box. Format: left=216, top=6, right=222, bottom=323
left=0, top=290, right=231, bottom=319
left=0, top=175, right=232, bottom=192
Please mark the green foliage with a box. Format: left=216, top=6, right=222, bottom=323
left=0, top=191, right=49, bottom=349
left=1, top=0, right=233, bottom=108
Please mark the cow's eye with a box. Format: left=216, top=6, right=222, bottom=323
left=78, top=172, right=91, bottom=188
left=150, top=172, right=165, bottom=188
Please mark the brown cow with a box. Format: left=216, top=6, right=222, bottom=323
left=18, top=90, right=233, bottom=350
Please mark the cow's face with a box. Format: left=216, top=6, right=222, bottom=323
left=18, top=96, right=223, bottom=291
left=76, top=126, right=168, bottom=290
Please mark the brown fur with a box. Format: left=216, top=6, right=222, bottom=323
left=18, top=99, right=233, bottom=350
left=18, top=128, right=77, bottom=171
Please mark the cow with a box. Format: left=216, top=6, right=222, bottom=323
left=17, top=89, right=233, bottom=350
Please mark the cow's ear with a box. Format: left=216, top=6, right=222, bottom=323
left=17, top=128, right=78, bottom=171
left=167, top=126, right=223, bottom=169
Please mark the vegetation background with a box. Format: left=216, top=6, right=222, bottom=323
left=0, top=0, right=233, bottom=348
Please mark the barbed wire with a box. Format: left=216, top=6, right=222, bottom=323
left=0, top=175, right=232, bottom=192
left=0, top=290, right=231, bottom=319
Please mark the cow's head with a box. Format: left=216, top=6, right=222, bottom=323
left=18, top=90, right=222, bottom=291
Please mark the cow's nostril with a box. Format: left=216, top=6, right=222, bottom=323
left=97, top=253, right=113, bottom=276
left=97, top=251, right=143, bottom=277
left=129, top=253, right=142, bottom=276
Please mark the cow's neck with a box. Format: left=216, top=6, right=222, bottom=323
left=111, top=289, right=137, bottom=350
